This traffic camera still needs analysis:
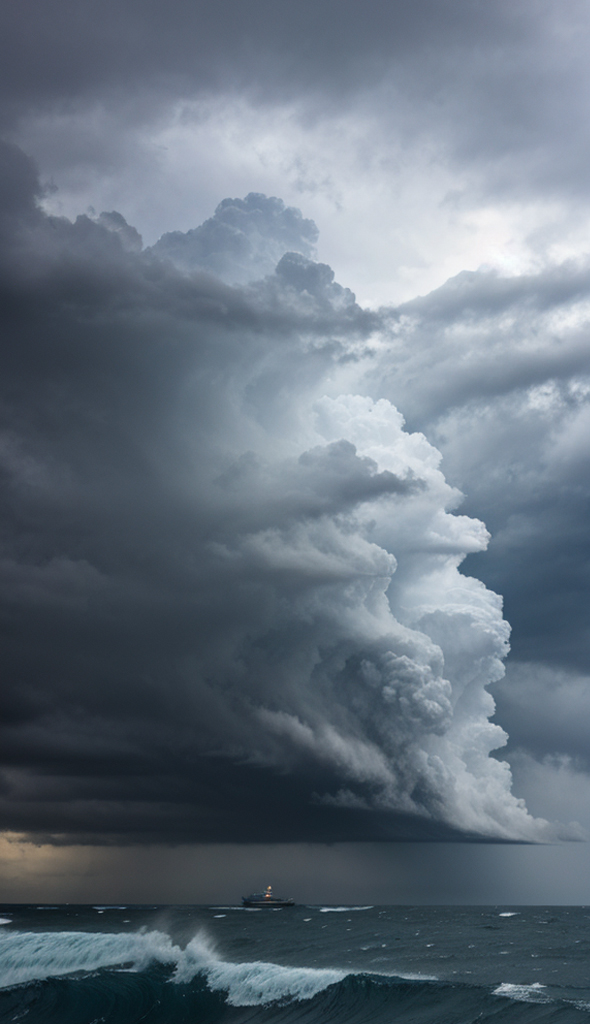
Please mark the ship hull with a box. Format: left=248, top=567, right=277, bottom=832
left=242, top=898, right=295, bottom=907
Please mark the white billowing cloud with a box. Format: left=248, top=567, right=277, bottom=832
left=362, top=262, right=590, bottom=691
left=201, top=371, right=559, bottom=837
left=268, top=393, right=553, bottom=840
left=149, top=192, right=318, bottom=284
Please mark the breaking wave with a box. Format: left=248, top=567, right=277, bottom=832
left=0, top=929, right=345, bottom=1002
left=1, top=929, right=589, bottom=1024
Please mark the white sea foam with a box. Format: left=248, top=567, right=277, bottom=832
left=206, top=960, right=345, bottom=1005
left=493, top=982, right=550, bottom=1003
left=318, top=906, right=373, bottom=913
left=390, top=972, right=439, bottom=982
left=173, top=933, right=346, bottom=1005
left=498, top=912, right=520, bottom=917
left=0, top=918, right=11, bottom=925
left=0, top=929, right=347, bottom=1006
left=0, top=930, right=179, bottom=990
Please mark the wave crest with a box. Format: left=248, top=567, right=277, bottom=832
left=0, top=929, right=345, bottom=1006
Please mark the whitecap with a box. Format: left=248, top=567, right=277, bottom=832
left=493, top=982, right=550, bottom=1004
left=389, top=971, right=439, bottom=982
left=499, top=912, right=520, bottom=917
left=318, top=906, right=373, bottom=913
left=0, top=927, right=348, bottom=1007
left=172, top=934, right=347, bottom=1005
left=0, top=929, right=180, bottom=990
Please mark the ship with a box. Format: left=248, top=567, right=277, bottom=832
left=242, top=884, right=295, bottom=907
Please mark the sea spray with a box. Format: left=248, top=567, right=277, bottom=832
left=0, top=927, right=346, bottom=1007
left=174, top=933, right=346, bottom=1005
left=0, top=929, right=180, bottom=990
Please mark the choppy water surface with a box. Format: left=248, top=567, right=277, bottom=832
left=1, top=904, right=590, bottom=1022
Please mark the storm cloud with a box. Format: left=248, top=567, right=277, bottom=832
left=3, top=2, right=590, bottom=886
left=1, top=140, right=566, bottom=847
left=5, top=1, right=590, bottom=218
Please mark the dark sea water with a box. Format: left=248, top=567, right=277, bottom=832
left=1, top=904, right=590, bottom=1023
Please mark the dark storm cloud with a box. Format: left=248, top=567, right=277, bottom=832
left=2, top=0, right=590, bottom=893
left=0, top=0, right=524, bottom=111
left=378, top=265, right=590, bottom=424
left=490, top=664, right=590, bottom=768
left=1, top=141, right=557, bottom=845
left=2, top=0, right=589, bottom=214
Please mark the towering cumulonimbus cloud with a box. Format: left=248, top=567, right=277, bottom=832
left=0, top=140, right=569, bottom=843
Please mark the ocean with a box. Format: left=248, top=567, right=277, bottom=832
left=1, top=903, right=590, bottom=1023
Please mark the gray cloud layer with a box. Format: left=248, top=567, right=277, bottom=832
left=0, top=1, right=527, bottom=107
left=3, top=141, right=570, bottom=845
left=3, top=0, right=590, bottom=215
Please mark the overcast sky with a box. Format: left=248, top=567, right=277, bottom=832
left=2, top=0, right=590, bottom=903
